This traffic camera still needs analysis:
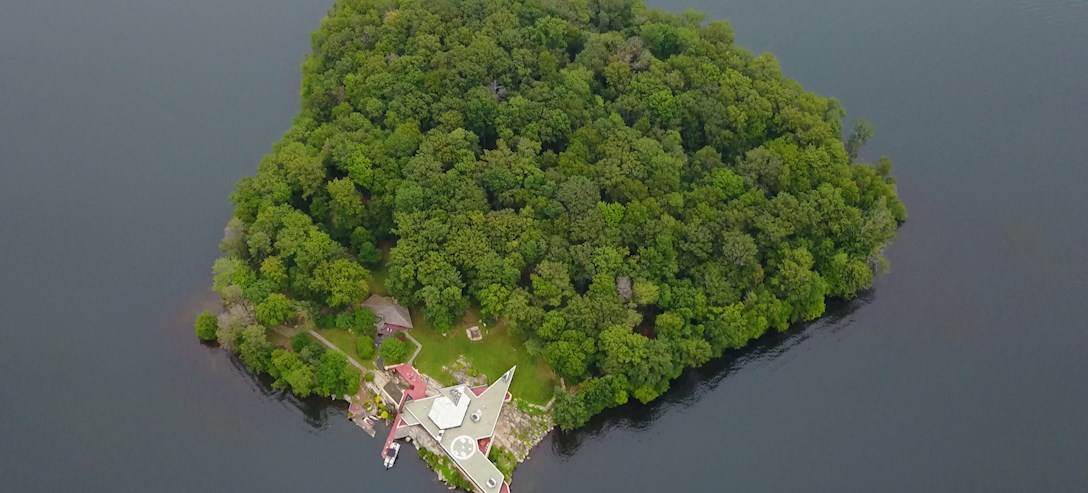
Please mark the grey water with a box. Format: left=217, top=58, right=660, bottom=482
left=1, top=0, right=1086, bottom=491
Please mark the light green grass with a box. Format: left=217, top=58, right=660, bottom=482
left=313, top=328, right=375, bottom=370
left=409, top=309, right=557, bottom=406
left=367, top=265, right=390, bottom=296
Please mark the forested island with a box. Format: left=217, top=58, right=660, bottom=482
left=197, top=0, right=904, bottom=486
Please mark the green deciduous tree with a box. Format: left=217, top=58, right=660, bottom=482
left=314, top=351, right=360, bottom=397
left=845, top=119, right=875, bottom=163
left=270, top=348, right=315, bottom=397
left=207, top=0, right=906, bottom=428
left=379, top=337, right=411, bottom=364
left=327, top=178, right=365, bottom=231
left=531, top=260, right=574, bottom=308
left=255, top=293, right=293, bottom=326
left=236, top=325, right=274, bottom=373
left=194, top=311, right=219, bottom=341
left=310, top=258, right=370, bottom=308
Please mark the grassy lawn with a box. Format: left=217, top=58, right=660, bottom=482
left=313, top=328, right=376, bottom=370
left=409, top=309, right=557, bottom=406
left=266, top=327, right=293, bottom=348
left=367, top=264, right=390, bottom=297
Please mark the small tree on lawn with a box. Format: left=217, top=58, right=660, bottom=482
left=356, top=335, right=376, bottom=359
left=351, top=308, right=377, bottom=338
left=379, top=336, right=410, bottom=364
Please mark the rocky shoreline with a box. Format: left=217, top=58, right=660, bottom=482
left=366, top=363, right=553, bottom=461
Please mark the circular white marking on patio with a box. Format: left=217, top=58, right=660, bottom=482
left=449, top=435, right=477, bottom=460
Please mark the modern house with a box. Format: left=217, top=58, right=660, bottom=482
left=361, top=294, right=414, bottom=336
left=383, top=366, right=516, bottom=493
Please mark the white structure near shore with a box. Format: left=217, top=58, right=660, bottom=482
left=398, top=367, right=516, bottom=493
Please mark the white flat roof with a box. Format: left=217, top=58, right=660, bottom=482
left=400, top=367, right=517, bottom=493
left=428, top=386, right=469, bottom=429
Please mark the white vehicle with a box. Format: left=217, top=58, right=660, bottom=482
left=383, top=442, right=400, bottom=469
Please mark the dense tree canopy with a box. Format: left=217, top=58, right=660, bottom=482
left=209, top=0, right=905, bottom=427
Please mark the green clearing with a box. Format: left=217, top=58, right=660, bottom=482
left=312, top=328, right=375, bottom=371
left=367, top=265, right=389, bottom=297
left=265, top=327, right=292, bottom=348
left=366, top=244, right=393, bottom=296
left=408, top=309, right=557, bottom=406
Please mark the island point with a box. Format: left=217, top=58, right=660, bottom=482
left=382, top=365, right=516, bottom=493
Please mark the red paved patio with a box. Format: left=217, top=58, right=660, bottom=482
left=381, top=364, right=428, bottom=461
left=392, top=363, right=427, bottom=400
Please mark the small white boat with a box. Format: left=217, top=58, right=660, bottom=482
left=384, top=442, right=400, bottom=469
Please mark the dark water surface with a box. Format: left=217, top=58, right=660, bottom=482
left=2, top=0, right=1086, bottom=491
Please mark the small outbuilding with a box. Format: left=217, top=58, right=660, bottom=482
left=362, top=294, right=414, bottom=335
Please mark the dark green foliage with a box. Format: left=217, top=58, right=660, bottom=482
left=418, top=448, right=474, bottom=491
left=292, top=332, right=326, bottom=364
left=352, top=309, right=377, bottom=337
left=552, top=387, right=589, bottom=430
left=209, top=0, right=905, bottom=426
left=379, top=336, right=411, bottom=364
left=269, top=348, right=315, bottom=397
left=194, top=311, right=219, bottom=341
left=334, top=311, right=355, bottom=331
left=488, top=446, right=517, bottom=479
left=334, top=308, right=377, bottom=337
left=314, top=351, right=361, bottom=397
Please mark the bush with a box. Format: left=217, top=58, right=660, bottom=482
left=334, top=311, right=354, bottom=330
left=488, top=446, right=517, bottom=479
left=194, top=310, right=219, bottom=341
left=351, top=309, right=377, bottom=338
left=379, top=337, right=410, bottom=364
left=356, top=335, right=375, bottom=359
left=292, top=332, right=325, bottom=364
left=269, top=348, right=315, bottom=398
left=418, top=448, right=474, bottom=491
left=314, top=311, right=336, bottom=329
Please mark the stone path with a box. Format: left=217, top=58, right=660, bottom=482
left=404, top=332, right=422, bottom=364
left=306, top=329, right=367, bottom=372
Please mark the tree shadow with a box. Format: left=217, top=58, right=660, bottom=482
left=548, top=290, right=875, bottom=456
left=178, top=286, right=351, bottom=431
left=224, top=351, right=349, bottom=430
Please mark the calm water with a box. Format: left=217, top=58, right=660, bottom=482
left=2, top=0, right=1086, bottom=491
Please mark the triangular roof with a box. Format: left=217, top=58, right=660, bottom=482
left=400, top=367, right=516, bottom=493
left=361, top=294, right=413, bottom=328
left=428, top=386, right=471, bottom=429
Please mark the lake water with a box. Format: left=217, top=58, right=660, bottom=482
left=2, top=0, right=1086, bottom=491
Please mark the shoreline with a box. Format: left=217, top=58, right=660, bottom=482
left=363, top=362, right=553, bottom=484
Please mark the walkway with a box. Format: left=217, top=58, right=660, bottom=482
left=380, top=364, right=428, bottom=462
left=307, top=329, right=366, bottom=372
left=267, top=325, right=368, bottom=373
left=390, top=364, right=428, bottom=400
left=404, top=332, right=423, bottom=364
